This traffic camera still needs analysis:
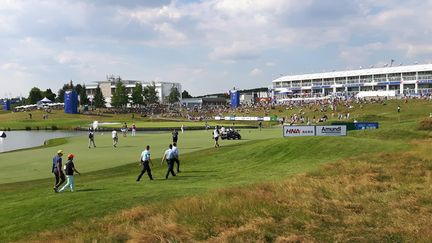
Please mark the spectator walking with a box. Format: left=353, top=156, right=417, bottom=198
left=52, top=150, right=65, bottom=192
left=213, top=126, right=220, bottom=148
left=172, top=142, right=181, bottom=173
left=161, top=144, right=176, bottom=179
left=136, top=145, right=153, bottom=181
left=58, top=154, right=80, bottom=192
left=112, top=129, right=118, bottom=147
left=88, top=128, right=96, bottom=148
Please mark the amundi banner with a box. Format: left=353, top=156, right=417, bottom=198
left=316, top=125, right=347, bottom=136
left=283, top=125, right=347, bottom=137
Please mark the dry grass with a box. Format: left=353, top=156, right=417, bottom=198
left=419, top=118, right=432, bottom=130
left=22, top=139, right=432, bottom=243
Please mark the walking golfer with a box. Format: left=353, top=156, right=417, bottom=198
left=136, top=145, right=154, bottom=181
left=52, top=150, right=66, bottom=192
left=161, top=144, right=176, bottom=179
left=58, top=154, right=80, bottom=192
left=172, top=142, right=181, bottom=173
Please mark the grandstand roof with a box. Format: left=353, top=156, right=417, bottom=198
left=273, top=64, right=432, bottom=82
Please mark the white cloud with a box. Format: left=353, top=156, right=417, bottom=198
left=249, top=68, right=263, bottom=76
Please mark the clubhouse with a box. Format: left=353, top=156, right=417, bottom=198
left=273, top=64, right=432, bottom=101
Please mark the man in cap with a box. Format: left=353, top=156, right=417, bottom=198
left=52, top=150, right=66, bottom=192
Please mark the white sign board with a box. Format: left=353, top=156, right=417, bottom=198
left=315, top=125, right=347, bottom=136
left=283, top=126, right=315, bottom=137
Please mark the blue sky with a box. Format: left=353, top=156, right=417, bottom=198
left=1, top=0, right=432, bottom=98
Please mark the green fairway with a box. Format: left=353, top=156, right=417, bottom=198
left=0, top=100, right=431, bottom=242
left=0, top=129, right=279, bottom=184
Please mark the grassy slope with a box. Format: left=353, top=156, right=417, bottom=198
left=0, top=110, right=253, bottom=130
left=0, top=100, right=431, bottom=242
left=0, top=134, right=408, bottom=241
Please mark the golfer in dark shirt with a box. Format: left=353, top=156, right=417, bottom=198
left=172, top=129, right=178, bottom=143
left=52, top=150, right=66, bottom=192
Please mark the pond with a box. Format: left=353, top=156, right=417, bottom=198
left=0, top=131, right=85, bottom=153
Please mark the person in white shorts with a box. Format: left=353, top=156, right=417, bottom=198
left=112, top=129, right=118, bottom=147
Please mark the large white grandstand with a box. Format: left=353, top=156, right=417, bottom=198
left=272, top=64, right=432, bottom=101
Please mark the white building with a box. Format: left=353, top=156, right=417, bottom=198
left=85, top=77, right=182, bottom=107
left=273, top=64, right=432, bottom=102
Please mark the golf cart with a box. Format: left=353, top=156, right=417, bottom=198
left=221, top=128, right=241, bottom=140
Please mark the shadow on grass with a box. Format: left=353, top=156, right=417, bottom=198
left=76, top=188, right=105, bottom=192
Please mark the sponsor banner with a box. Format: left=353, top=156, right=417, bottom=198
left=419, top=79, right=432, bottom=84
left=316, top=125, right=347, bottom=136
left=214, top=116, right=277, bottom=121
left=354, top=122, right=379, bottom=130
left=283, top=125, right=315, bottom=137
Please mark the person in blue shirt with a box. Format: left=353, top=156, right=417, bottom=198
left=52, top=150, right=65, bottom=192
left=161, top=144, right=176, bottom=179
left=136, top=145, right=154, bottom=181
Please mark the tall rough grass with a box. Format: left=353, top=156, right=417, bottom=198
left=27, top=140, right=432, bottom=242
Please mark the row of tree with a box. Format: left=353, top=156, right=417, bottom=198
left=26, top=80, right=191, bottom=108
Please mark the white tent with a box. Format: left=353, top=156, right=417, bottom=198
left=39, top=97, right=53, bottom=103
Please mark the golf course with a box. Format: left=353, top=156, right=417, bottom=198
left=1, top=99, right=432, bottom=242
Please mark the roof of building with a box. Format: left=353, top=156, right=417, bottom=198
left=273, top=64, right=432, bottom=82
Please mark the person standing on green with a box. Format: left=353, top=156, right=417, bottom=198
left=58, top=154, right=81, bottom=193
left=52, top=150, right=65, bottom=192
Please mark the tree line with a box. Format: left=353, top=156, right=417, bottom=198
left=25, top=79, right=190, bottom=108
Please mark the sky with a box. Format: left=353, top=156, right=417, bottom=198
left=1, top=0, right=432, bottom=98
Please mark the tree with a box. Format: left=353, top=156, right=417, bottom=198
left=27, top=87, right=43, bottom=104
left=56, top=81, right=74, bottom=103
left=43, top=88, right=56, bottom=101
left=167, top=86, right=180, bottom=104
left=181, top=90, right=192, bottom=99
left=143, top=83, right=159, bottom=105
left=111, top=81, right=128, bottom=108
left=93, top=85, right=105, bottom=108
left=131, top=83, right=144, bottom=107
left=79, top=84, right=90, bottom=106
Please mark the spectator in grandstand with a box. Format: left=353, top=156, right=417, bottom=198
left=136, top=145, right=153, bottom=181
left=161, top=144, right=176, bottom=179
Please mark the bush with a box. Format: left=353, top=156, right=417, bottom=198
left=25, top=126, right=32, bottom=131
left=419, top=118, right=432, bottom=130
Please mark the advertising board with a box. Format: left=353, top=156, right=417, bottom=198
left=354, top=122, right=379, bottom=130
left=316, top=125, right=347, bottom=136
left=283, top=125, right=315, bottom=137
